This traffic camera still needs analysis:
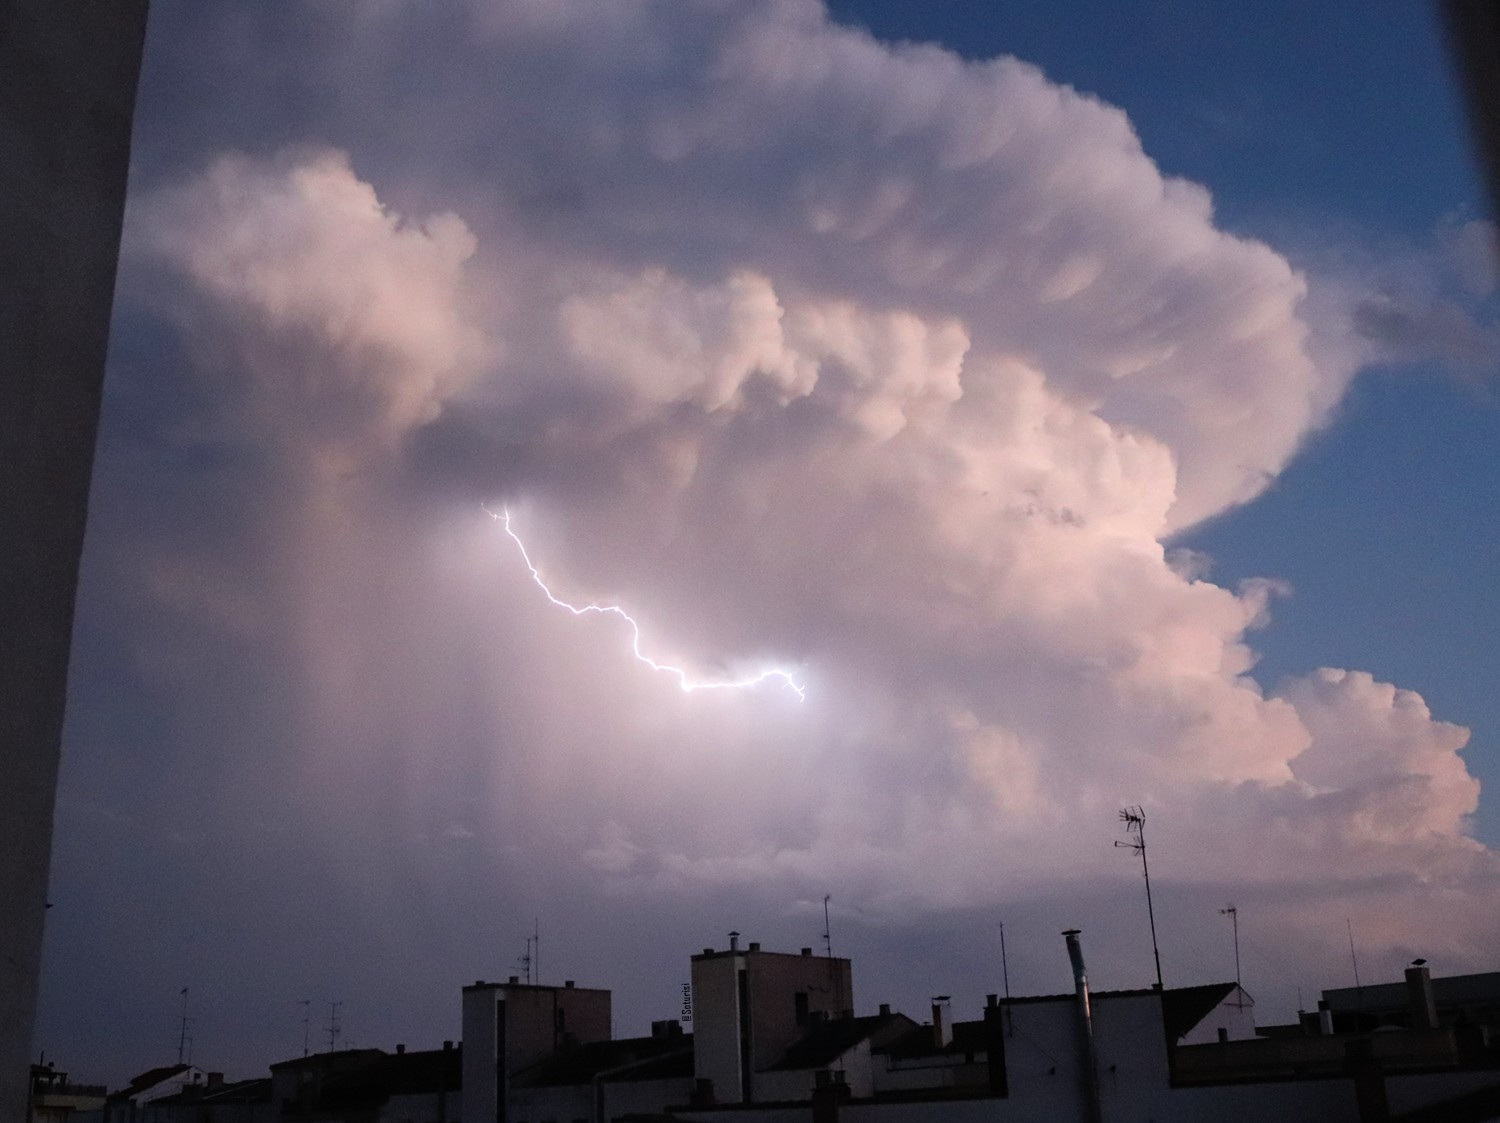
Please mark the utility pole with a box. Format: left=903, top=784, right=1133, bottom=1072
left=1115, top=807, right=1163, bottom=991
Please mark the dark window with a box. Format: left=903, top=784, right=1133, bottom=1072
left=795, top=990, right=810, bottom=1026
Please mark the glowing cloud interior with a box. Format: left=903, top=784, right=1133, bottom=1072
left=491, top=506, right=806, bottom=701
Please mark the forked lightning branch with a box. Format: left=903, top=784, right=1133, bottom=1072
left=490, top=507, right=806, bottom=701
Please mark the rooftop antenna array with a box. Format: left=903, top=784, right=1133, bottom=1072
left=300, top=999, right=312, bottom=1057
left=534, top=918, right=541, bottom=987
left=822, top=895, right=833, bottom=959
left=1114, top=806, right=1164, bottom=991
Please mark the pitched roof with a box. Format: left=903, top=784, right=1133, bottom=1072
left=144, top=1078, right=271, bottom=1106
left=878, top=1017, right=996, bottom=1061
left=265, top=1047, right=460, bottom=1109
left=770, top=1012, right=921, bottom=1069
left=268, top=1048, right=385, bottom=1071
left=1162, top=983, right=1243, bottom=1040
left=108, top=1064, right=190, bottom=1101
left=513, top=1035, right=694, bottom=1087
left=380, top=1047, right=462, bottom=1096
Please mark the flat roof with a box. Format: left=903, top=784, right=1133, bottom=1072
left=462, top=980, right=609, bottom=994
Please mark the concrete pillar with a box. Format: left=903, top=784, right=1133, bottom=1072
left=0, top=3, right=150, bottom=1116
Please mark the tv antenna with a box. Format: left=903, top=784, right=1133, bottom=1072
left=299, top=999, right=312, bottom=1056
left=1219, top=906, right=1245, bottom=1007
left=822, top=894, right=848, bottom=1017
left=326, top=1001, right=343, bottom=1052
left=1115, top=806, right=1164, bottom=991
left=1346, top=918, right=1363, bottom=1010
left=176, top=988, right=191, bottom=1065
left=519, top=937, right=534, bottom=985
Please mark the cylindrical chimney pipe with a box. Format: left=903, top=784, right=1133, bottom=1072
left=1063, top=930, right=1104, bottom=1123
left=1405, top=964, right=1438, bottom=1030
left=931, top=997, right=952, bottom=1049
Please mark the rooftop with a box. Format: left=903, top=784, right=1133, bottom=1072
left=770, top=1012, right=916, bottom=1070
left=513, top=1034, right=693, bottom=1087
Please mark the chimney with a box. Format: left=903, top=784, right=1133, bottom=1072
left=931, top=997, right=952, bottom=1048
left=729, top=931, right=740, bottom=952
left=1405, top=963, right=1438, bottom=1030
left=443, top=1040, right=454, bottom=1051
left=1063, top=929, right=1103, bottom=1123
left=878, top=1003, right=891, bottom=1017
left=802, top=947, right=813, bottom=957
left=748, top=942, right=761, bottom=952
left=395, top=1044, right=405, bottom=1055
left=565, top=980, right=575, bottom=989
left=986, top=994, right=998, bottom=1008
left=508, top=975, right=519, bottom=985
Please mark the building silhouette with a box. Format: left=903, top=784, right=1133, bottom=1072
left=46, top=932, right=1500, bottom=1123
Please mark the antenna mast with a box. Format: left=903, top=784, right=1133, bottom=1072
left=822, top=894, right=848, bottom=1017
left=999, top=922, right=1013, bottom=1036
left=1346, top=918, right=1363, bottom=1016
left=534, top=918, right=541, bottom=987
left=326, top=1001, right=343, bottom=1052
left=1220, top=906, right=1244, bottom=1007
left=176, top=988, right=190, bottom=1065
left=300, top=999, right=311, bottom=1057
left=1115, top=806, right=1164, bottom=991
left=519, top=937, right=533, bottom=986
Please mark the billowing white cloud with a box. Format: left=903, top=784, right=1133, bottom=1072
left=58, top=0, right=1500, bottom=1075
left=130, top=148, right=487, bottom=469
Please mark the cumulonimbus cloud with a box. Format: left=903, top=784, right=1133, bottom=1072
left=111, top=0, right=1497, bottom=1018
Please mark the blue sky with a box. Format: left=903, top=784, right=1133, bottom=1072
left=831, top=0, right=1500, bottom=842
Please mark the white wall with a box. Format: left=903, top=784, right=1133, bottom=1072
left=461, top=987, right=499, bottom=1123
left=1, top=9, right=150, bottom=1118
left=1386, top=1068, right=1500, bottom=1116
left=1178, top=988, right=1257, bottom=1046
left=379, top=1088, right=461, bottom=1123
left=507, top=1082, right=589, bottom=1123
left=690, top=955, right=744, bottom=1105
left=752, top=1039, right=874, bottom=1103
left=601, top=1076, right=694, bottom=1121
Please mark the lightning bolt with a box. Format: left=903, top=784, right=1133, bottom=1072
left=489, top=507, right=806, bottom=701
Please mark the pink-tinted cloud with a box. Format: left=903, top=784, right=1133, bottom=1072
left=70, top=0, right=1498, bottom=1072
